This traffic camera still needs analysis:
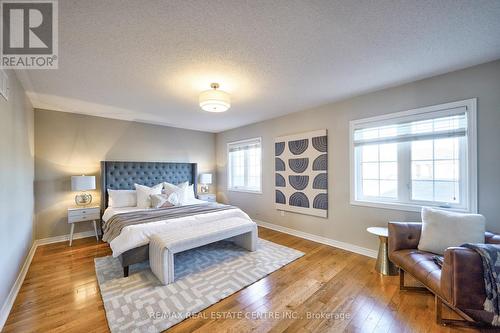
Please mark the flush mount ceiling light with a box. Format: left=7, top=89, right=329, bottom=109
left=199, top=83, right=231, bottom=112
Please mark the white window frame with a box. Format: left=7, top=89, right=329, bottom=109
left=227, top=137, right=263, bottom=194
left=349, top=98, right=477, bottom=213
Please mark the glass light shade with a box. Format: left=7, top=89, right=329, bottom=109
left=199, top=173, right=213, bottom=184
left=199, top=89, right=230, bottom=112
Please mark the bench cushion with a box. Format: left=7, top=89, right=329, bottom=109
left=153, top=218, right=256, bottom=253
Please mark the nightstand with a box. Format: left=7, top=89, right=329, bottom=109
left=68, top=206, right=100, bottom=246
left=198, top=193, right=216, bottom=202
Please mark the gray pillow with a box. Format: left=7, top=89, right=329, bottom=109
left=150, top=193, right=179, bottom=208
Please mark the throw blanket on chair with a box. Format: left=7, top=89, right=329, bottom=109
left=462, top=243, right=500, bottom=326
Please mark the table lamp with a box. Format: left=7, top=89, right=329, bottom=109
left=71, top=175, right=96, bottom=206
left=199, top=173, right=212, bottom=193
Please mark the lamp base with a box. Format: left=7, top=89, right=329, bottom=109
left=75, top=193, right=92, bottom=206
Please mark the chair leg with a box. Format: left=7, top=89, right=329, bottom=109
left=435, top=295, right=443, bottom=325
left=123, top=266, right=129, bottom=277
left=435, top=295, right=486, bottom=327
left=399, top=269, right=429, bottom=293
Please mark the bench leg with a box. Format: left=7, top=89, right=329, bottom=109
left=230, top=231, right=257, bottom=251
left=166, top=250, right=175, bottom=284
left=149, top=238, right=174, bottom=285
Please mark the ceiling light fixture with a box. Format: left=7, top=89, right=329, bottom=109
left=199, top=83, right=231, bottom=112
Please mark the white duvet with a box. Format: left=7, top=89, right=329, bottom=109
left=102, top=202, right=255, bottom=257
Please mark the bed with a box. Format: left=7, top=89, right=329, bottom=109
left=101, top=161, right=200, bottom=276
left=100, top=161, right=256, bottom=277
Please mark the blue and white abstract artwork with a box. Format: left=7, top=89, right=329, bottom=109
left=275, top=129, right=328, bottom=218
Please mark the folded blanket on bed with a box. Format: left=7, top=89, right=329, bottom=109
left=462, top=243, right=500, bottom=326
left=102, top=203, right=237, bottom=242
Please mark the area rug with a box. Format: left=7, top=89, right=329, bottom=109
left=95, top=239, right=304, bottom=332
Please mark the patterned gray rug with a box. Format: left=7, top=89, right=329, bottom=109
left=95, top=238, right=304, bottom=333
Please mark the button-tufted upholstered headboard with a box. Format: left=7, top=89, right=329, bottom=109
left=100, top=161, right=198, bottom=213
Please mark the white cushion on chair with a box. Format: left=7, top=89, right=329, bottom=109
left=418, top=207, right=485, bottom=255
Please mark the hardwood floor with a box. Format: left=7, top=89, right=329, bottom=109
left=3, top=227, right=488, bottom=333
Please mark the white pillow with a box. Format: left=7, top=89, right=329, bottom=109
left=150, top=193, right=179, bottom=208
left=163, top=181, right=188, bottom=195
left=418, top=207, right=485, bottom=255
left=183, top=184, right=196, bottom=202
left=107, top=189, right=137, bottom=208
left=135, top=183, right=163, bottom=208
left=163, top=181, right=195, bottom=204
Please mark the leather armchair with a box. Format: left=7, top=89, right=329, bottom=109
left=388, top=222, right=500, bottom=326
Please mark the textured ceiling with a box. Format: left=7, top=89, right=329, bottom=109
left=17, top=0, right=500, bottom=132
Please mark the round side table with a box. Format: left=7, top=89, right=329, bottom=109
left=367, top=227, right=399, bottom=276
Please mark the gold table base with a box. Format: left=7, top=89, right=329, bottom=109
left=376, top=236, right=399, bottom=276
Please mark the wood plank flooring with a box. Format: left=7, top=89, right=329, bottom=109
left=3, top=227, right=490, bottom=332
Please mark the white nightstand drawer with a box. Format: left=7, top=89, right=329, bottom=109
left=198, top=194, right=216, bottom=202
left=67, top=206, right=101, bottom=246
left=68, top=207, right=99, bottom=217
left=68, top=212, right=100, bottom=223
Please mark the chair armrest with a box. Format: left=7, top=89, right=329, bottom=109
left=441, top=247, right=485, bottom=310
left=486, top=231, right=500, bottom=244
left=388, top=222, right=422, bottom=256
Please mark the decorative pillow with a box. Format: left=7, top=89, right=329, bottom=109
left=418, top=207, right=485, bottom=255
left=134, top=183, right=163, bottom=208
left=183, top=184, right=196, bottom=203
left=150, top=193, right=179, bottom=208
left=163, top=181, right=188, bottom=196
left=107, top=189, right=137, bottom=208
left=163, top=181, right=194, bottom=204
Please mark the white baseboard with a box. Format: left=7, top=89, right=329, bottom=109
left=0, top=241, right=36, bottom=331
left=35, top=230, right=100, bottom=246
left=254, top=219, right=378, bottom=259
left=0, top=230, right=100, bottom=330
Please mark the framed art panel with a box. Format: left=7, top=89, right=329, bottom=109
left=275, top=129, right=328, bottom=218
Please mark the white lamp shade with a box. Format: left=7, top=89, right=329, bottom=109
left=71, top=175, right=96, bottom=191
left=199, top=173, right=213, bottom=185
left=199, top=89, right=230, bottom=112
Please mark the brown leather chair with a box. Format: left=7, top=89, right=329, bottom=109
left=388, top=222, right=500, bottom=326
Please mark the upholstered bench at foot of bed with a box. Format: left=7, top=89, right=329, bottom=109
left=149, top=219, right=257, bottom=285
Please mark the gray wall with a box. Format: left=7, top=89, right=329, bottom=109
left=35, top=110, right=216, bottom=239
left=0, top=71, right=34, bottom=316
left=216, top=60, right=500, bottom=252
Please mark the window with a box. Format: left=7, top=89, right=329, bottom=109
left=350, top=99, right=477, bottom=212
left=359, top=143, right=398, bottom=199
left=227, top=137, right=262, bottom=193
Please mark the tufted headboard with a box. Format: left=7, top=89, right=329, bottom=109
left=100, top=161, right=198, bottom=213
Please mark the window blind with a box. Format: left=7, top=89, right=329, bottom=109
left=353, top=107, right=467, bottom=147
left=228, top=138, right=261, bottom=152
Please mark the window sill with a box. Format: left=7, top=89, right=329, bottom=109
left=228, top=188, right=262, bottom=194
left=350, top=199, right=472, bottom=213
